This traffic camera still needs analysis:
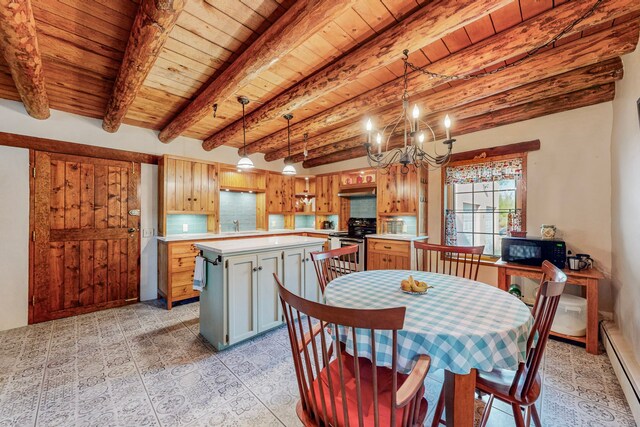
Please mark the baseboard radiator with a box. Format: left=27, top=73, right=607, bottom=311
left=600, top=320, right=640, bottom=424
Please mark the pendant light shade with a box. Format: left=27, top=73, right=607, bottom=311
left=237, top=156, right=254, bottom=169
left=236, top=96, right=254, bottom=170
left=282, top=113, right=296, bottom=176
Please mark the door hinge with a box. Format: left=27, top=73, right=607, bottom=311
left=281, top=251, right=284, bottom=260
left=32, top=231, right=36, bottom=241
left=225, top=259, right=228, bottom=268
left=225, top=334, right=229, bottom=343
left=32, top=167, right=36, bottom=178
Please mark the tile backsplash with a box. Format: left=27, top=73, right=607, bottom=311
left=295, top=214, right=315, bottom=229
left=166, top=214, right=208, bottom=235
left=219, top=191, right=257, bottom=232
left=350, top=196, right=376, bottom=218
left=269, top=214, right=285, bottom=230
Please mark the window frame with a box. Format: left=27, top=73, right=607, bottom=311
left=441, top=152, right=528, bottom=261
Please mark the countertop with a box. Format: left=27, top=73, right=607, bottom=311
left=196, top=235, right=327, bottom=256
left=366, top=234, right=429, bottom=242
left=157, top=228, right=336, bottom=242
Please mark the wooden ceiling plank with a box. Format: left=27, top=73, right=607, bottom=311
left=380, top=0, right=423, bottom=21
left=38, top=32, right=121, bottom=76
left=238, top=0, right=286, bottom=23
left=169, top=25, right=234, bottom=63
left=264, top=21, right=637, bottom=162
left=520, top=0, right=553, bottom=21
left=333, top=8, right=377, bottom=44
left=157, top=0, right=358, bottom=143
left=102, top=0, right=184, bottom=133
left=210, top=0, right=275, bottom=31
left=490, top=1, right=522, bottom=33
left=176, top=11, right=247, bottom=53
left=203, top=0, right=511, bottom=151
left=353, top=0, right=400, bottom=33
left=301, top=84, right=616, bottom=168
left=464, top=15, right=496, bottom=43
left=0, top=0, right=50, bottom=118
left=244, top=0, right=639, bottom=157
left=55, top=0, right=134, bottom=32
left=185, top=0, right=256, bottom=44
left=441, top=27, right=473, bottom=53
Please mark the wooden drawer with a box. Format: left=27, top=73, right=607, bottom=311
left=368, top=238, right=410, bottom=255
left=171, top=242, right=199, bottom=255
left=172, top=284, right=199, bottom=299
left=171, top=254, right=196, bottom=272
left=172, top=270, right=194, bottom=288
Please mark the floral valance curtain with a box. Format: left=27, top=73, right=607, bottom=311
left=445, top=158, right=523, bottom=185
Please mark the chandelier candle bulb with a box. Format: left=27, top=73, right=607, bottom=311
left=444, top=114, right=452, bottom=140
left=412, top=104, right=419, bottom=132
left=376, top=132, right=382, bottom=155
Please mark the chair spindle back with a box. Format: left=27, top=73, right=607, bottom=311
left=414, top=242, right=484, bottom=280
left=310, top=244, right=359, bottom=292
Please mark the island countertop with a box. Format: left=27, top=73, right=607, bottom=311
left=157, top=228, right=336, bottom=242
left=195, top=235, right=327, bottom=256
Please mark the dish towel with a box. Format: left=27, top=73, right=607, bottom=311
left=193, top=255, right=206, bottom=291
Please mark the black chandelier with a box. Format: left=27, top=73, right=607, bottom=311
left=364, top=50, right=455, bottom=174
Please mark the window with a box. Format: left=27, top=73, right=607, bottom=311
left=443, top=155, right=526, bottom=258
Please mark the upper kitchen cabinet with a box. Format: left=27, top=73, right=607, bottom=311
left=266, top=172, right=295, bottom=214
left=377, top=165, right=428, bottom=234
left=159, top=156, right=219, bottom=236
left=218, top=165, right=266, bottom=192
left=315, top=173, right=340, bottom=214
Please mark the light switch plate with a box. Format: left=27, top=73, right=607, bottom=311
left=182, top=224, right=189, bottom=232
left=142, top=228, right=154, bottom=238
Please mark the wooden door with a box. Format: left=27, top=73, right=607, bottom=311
left=267, top=173, right=284, bottom=213
left=282, top=176, right=295, bottom=213
left=367, top=251, right=386, bottom=270
left=377, top=165, right=418, bottom=215
left=256, top=251, right=283, bottom=331
left=227, top=254, right=258, bottom=344
left=31, top=151, right=140, bottom=323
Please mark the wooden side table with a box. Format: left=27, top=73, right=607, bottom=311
left=495, top=259, right=605, bottom=355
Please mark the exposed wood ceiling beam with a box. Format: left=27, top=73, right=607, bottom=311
left=302, top=83, right=616, bottom=168
left=290, top=57, right=623, bottom=164
left=202, top=0, right=511, bottom=151
left=269, top=21, right=638, bottom=162
left=0, top=0, right=49, bottom=119
left=102, top=0, right=185, bottom=133
left=157, top=0, right=359, bottom=143
left=250, top=0, right=640, bottom=158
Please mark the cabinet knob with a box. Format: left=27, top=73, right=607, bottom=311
left=253, top=267, right=258, bottom=272
left=193, top=198, right=197, bottom=201
left=187, top=197, right=191, bottom=201
left=384, top=246, right=392, bottom=249
left=258, top=266, right=263, bottom=271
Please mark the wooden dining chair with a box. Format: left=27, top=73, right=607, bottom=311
left=432, top=260, right=567, bottom=427
left=414, top=241, right=485, bottom=280
left=274, top=273, right=431, bottom=427
left=310, top=244, right=359, bottom=292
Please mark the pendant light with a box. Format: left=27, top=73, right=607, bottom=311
left=282, top=113, right=296, bottom=176
left=236, top=96, right=254, bottom=170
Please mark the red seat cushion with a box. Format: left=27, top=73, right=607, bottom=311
left=305, top=352, right=428, bottom=426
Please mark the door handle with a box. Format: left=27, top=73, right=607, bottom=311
left=128, top=228, right=138, bottom=233
left=384, top=246, right=392, bottom=249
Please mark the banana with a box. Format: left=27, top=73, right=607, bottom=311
left=411, top=281, right=427, bottom=293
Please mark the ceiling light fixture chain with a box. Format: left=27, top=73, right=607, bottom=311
left=405, top=0, right=603, bottom=82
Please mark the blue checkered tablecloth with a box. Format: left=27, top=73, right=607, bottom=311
left=324, top=270, right=533, bottom=375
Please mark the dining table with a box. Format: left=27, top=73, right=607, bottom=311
left=324, top=269, right=534, bottom=427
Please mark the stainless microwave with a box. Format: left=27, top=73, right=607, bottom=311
left=501, top=237, right=566, bottom=269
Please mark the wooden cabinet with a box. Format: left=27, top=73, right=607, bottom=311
left=267, top=173, right=295, bottom=213
left=159, top=155, right=219, bottom=236
left=158, top=241, right=201, bottom=309
left=367, top=238, right=411, bottom=270
left=376, top=165, right=428, bottom=236
left=315, top=174, right=340, bottom=214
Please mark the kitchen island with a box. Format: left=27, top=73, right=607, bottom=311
left=196, top=236, right=326, bottom=350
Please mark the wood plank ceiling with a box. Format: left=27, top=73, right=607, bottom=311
left=1, top=0, right=639, bottom=167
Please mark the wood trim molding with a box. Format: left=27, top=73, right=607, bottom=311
left=0, top=132, right=160, bottom=164
left=448, top=140, right=540, bottom=164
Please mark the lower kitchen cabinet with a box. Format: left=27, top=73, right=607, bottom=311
left=199, top=242, right=324, bottom=350
left=367, top=238, right=411, bottom=270
left=158, top=241, right=201, bottom=309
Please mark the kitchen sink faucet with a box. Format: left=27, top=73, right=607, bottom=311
left=233, top=220, right=240, bottom=232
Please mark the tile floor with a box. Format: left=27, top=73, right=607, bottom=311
left=0, top=300, right=636, bottom=427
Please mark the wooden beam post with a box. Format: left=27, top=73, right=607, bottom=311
left=242, top=0, right=640, bottom=157
left=269, top=21, right=636, bottom=162
left=102, top=0, right=185, bottom=133
left=201, top=0, right=511, bottom=151
left=0, top=0, right=49, bottom=119
left=157, top=0, right=359, bottom=143
left=301, top=84, right=616, bottom=168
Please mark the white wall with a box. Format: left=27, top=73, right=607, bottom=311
left=0, top=147, right=29, bottom=330
left=0, top=99, right=298, bottom=330
left=611, top=45, right=640, bottom=358
left=311, top=102, right=615, bottom=311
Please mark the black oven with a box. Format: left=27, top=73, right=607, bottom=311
left=501, top=237, right=566, bottom=269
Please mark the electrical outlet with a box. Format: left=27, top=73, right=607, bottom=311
left=182, top=224, right=189, bottom=232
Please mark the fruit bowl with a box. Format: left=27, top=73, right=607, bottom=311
left=400, top=276, right=433, bottom=295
